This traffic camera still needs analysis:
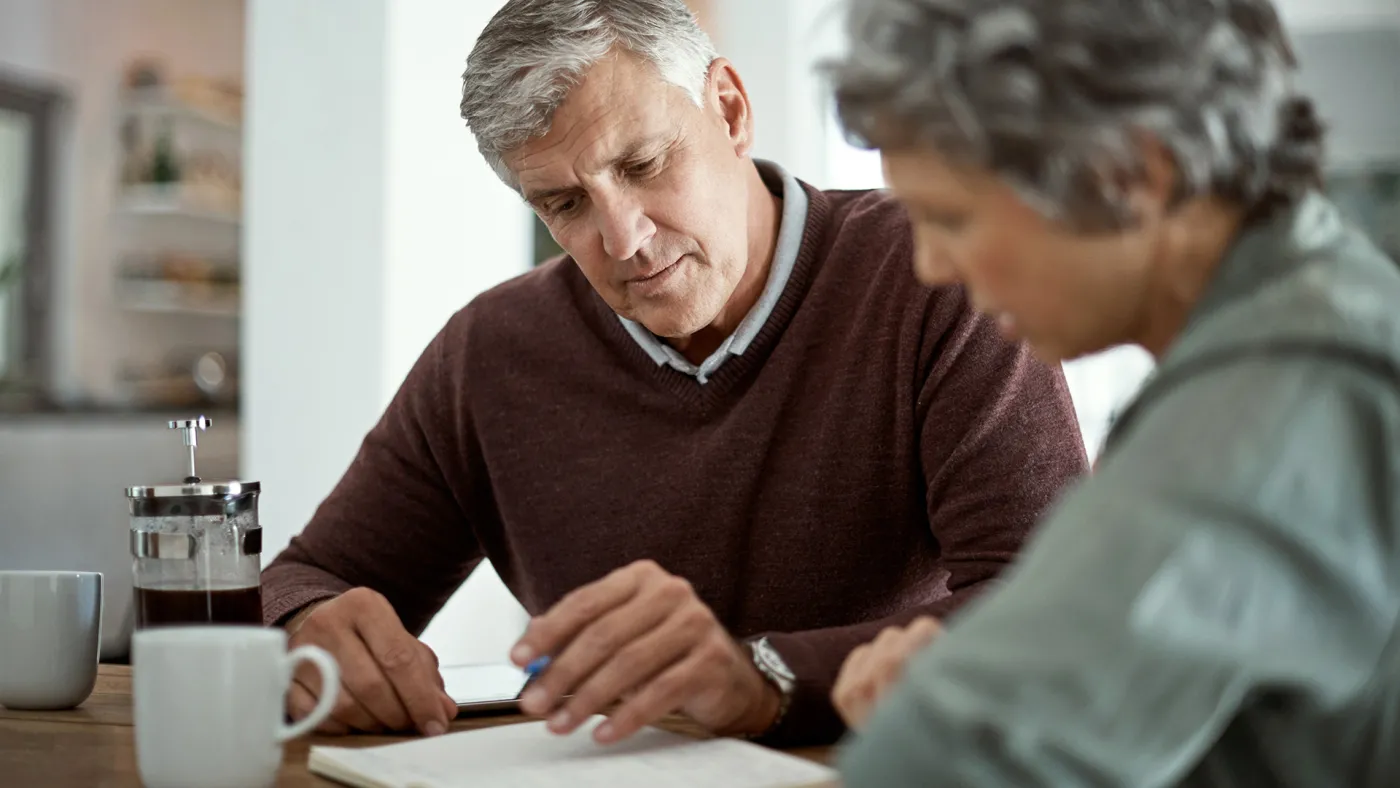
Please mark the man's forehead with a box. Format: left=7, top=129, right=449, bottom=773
left=511, top=111, right=681, bottom=198
left=507, top=51, right=694, bottom=191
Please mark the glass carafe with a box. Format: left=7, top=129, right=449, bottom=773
left=126, top=417, right=264, bottom=628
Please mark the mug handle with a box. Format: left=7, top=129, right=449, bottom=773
left=277, top=645, right=341, bottom=742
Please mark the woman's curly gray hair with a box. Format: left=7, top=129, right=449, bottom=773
left=826, top=0, right=1326, bottom=230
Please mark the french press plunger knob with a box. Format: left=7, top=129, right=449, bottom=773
left=169, top=416, right=212, bottom=484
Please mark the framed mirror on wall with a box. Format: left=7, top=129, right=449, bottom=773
left=0, top=76, right=61, bottom=409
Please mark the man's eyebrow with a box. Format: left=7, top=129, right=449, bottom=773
left=521, top=184, right=578, bottom=207
left=608, top=134, right=672, bottom=167
left=520, top=133, right=678, bottom=205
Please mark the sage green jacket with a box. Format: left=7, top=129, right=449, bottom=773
left=839, top=193, right=1400, bottom=787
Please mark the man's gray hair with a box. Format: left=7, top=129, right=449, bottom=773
left=461, top=0, right=718, bottom=190
left=825, top=0, right=1326, bottom=230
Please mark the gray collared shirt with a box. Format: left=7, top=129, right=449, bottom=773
left=838, top=193, right=1400, bottom=787
left=618, top=159, right=808, bottom=384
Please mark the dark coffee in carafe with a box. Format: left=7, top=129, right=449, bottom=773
left=133, top=585, right=263, bottom=628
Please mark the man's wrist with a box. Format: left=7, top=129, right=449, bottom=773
left=726, top=636, right=795, bottom=739
left=737, top=675, right=784, bottom=736
left=284, top=598, right=332, bottom=634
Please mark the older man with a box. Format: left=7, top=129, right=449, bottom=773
left=261, top=0, right=1086, bottom=747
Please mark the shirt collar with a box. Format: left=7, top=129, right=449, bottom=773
left=618, top=159, right=809, bottom=383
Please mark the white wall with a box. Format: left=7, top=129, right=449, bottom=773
left=0, top=0, right=244, bottom=404
left=711, top=0, right=842, bottom=186
left=1275, top=0, right=1400, bottom=30
left=243, top=0, right=531, bottom=666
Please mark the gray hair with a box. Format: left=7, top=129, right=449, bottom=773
left=461, top=0, right=718, bottom=190
left=825, top=0, right=1326, bottom=230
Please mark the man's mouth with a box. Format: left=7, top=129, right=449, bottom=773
left=629, top=257, right=683, bottom=283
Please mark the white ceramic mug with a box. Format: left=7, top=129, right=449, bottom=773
left=0, top=570, right=103, bottom=710
left=132, top=626, right=340, bottom=788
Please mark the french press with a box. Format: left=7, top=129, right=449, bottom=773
left=125, top=417, right=264, bottom=628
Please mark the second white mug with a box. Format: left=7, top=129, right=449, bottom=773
left=132, top=626, right=339, bottom=788
left=0, top=570, right=103, bottom=710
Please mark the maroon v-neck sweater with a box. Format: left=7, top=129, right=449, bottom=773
left=261, top=182, right=1088, bottom=745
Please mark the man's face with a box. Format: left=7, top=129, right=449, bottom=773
left=503, top=51, right=756, bottom=339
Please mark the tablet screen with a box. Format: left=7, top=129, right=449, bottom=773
left=440, top=663, right=530, bottom=712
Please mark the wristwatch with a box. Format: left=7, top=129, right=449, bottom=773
left=746, top=636, right=796, bottom=738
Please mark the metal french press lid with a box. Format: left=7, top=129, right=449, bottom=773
left=125, top=416, right=260, bottom=518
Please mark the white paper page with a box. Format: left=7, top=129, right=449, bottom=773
left=310, top=718, right=836, bottom=788
left=439, top=663, right=529, bottom=705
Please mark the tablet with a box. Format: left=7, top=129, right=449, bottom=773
left=440, top=663, right=530, bottom=714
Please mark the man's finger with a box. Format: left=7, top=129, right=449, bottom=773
left=301, top=670, right=385, bottom=733
left=544, top=600, right=695, bottom=733
left=332, top=632, right=415, bottom=731
left=429, top=646, right=455, bottom=719
left=291, top=649, right=385, bottom=733
left=594, top=647, right=711, bottom=744
left=288, top=677, right=352, bottom=735
left=520, top=588, right=677, bottom=718
left=292, top=621, right=399, bottom=732
left=512, top=561, right=654, bottom=666
left=356, top=602, right=454, bottom=736
left=426, top=647, right=457, bottom=720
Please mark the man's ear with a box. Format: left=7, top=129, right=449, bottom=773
left=705, top=58, right=755, bottom=157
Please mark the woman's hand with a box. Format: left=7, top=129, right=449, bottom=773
left=832, top=617, right=942, bottom=729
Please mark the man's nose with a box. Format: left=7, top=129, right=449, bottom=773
left=596, top=192, right=657, bottom=261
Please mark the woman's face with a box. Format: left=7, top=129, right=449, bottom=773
left=881, top=148, right=1162, bottom=362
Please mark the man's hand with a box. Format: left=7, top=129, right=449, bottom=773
left=511, top=560, right=781, bottom=744
left=832, top=617, right=941, bottom=729
left=284, top=587, right=459, bottom=736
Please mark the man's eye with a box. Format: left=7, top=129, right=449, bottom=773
left=624, top=158, right=661, bottom=179
left=551, top=197, right=582, bottom=217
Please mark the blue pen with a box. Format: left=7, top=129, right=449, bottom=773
left=522, top=656, right=551, bottom=687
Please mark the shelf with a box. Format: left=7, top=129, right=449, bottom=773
left=116, top=278, right=240, bottom=318
left=117, top=184, right=240, bottom=225
left=122, top=87, right=241, bottom=133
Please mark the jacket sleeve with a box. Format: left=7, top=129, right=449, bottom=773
left=839, top=357, right=1400, bottom=786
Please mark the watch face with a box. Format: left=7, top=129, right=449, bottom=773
left=754, top=639, right=796, bottom=685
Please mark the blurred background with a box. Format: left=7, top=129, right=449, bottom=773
left=1, top=0, right=1396, bottom=666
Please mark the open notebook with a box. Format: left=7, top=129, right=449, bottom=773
left=308, top=717, right=837, bottom=788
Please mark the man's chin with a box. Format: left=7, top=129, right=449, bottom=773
left=628, top=304, right=714, bottom=340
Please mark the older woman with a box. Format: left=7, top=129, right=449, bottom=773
left=824, top=0, right=1400, bottom=785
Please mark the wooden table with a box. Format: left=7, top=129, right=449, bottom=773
left=0, top=665, right=835, bottom=786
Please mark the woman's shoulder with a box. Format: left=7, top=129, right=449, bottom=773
left=1167, top=202, right=1400, bottom=381
left=1103, top=206, right=1400, bottom=464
